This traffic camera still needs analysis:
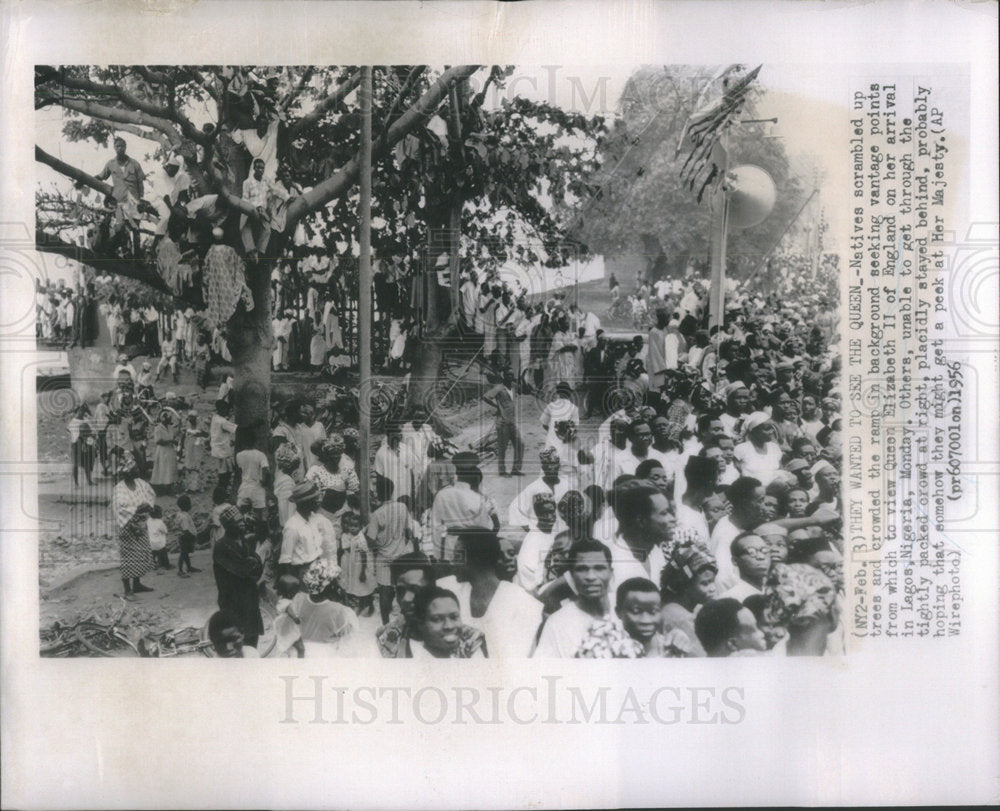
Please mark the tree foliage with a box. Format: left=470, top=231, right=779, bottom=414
left=571, top=65, right=807, bottom=278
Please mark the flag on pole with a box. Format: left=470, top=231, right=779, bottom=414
left=677, top=65, right=762, bottom=203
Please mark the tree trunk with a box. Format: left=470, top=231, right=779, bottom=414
left=227, top=257, right=273, bottom=452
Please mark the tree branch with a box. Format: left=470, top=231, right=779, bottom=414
left=35, top=146, right=114, bottom=198
left=45, top=95, right=184, bottom=148
left=39, top=69, right=206, bottom=144
left=287, top=71, right=361, bottom=138
left=34, top=229, right=178, bottom=298
left=285, top=65, right=481, bottom=229
left=378, top=66, right=426, bottom=143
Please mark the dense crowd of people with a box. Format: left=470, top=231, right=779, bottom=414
left=70, top=245, right=844, bottom=659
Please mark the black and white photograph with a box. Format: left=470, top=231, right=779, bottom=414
left=2, top=2, right=997, bottom=808
left=33, top=62, right=846, bottom=660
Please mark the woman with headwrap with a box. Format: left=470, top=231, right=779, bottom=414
left=306, top=435, right=360, bottom=502
left=764, top=562, right=839, bottom=656
left=719, top=381, right=752, bottom=436
left=112, top=454, right=156, bottom=597
left=659, top=542, right=719, bottom=658
left=733, top=411, right=783, bottom=486
left=212, top=504, right=264, bottom=648
left=292, top=558, right=362, bottom=655
left=272, top=440, right=301, bottom=526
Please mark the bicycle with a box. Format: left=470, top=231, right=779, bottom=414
left=40, top=598, right=140, bottom=658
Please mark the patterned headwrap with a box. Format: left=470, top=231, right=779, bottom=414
left=660, top=542, right=718, bottom=595
left=274, top=442, right=301, bottom=473
left=638, top=406, right=658, bottom=424
left=301, top=557, right=342, bottom=595
left=342, top=427, right=360, bottom=447
left=764, top=562, right=837, bottom=629
left=539, top=446, right=559, bottom=465
left=325, top=433, right=345, bottom=455
left=532, top=491, right=557, bottom=517
left=554, top=419, right=577, bottom=442
left=557, top=489, right=590, bottom=521
left=116, top=453, right=138, bottom=477
left=218, top=504, right=244, bottom=533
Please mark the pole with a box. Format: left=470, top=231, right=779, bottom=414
left=707, top=141, right=729, bottom=334
left=358, top=66, right=373, bottom=522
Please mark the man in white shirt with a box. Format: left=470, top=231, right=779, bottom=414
left=608, top=479, right=672, bottom=587
left=508, top=447, right=569, bottom=532
left=611, top=419, right=653, bottom=482
left=279, top=481, right=329, bottom=578
left=429, top=453, right=495, bottom=560
left=240, top=158, right=272, bottom=256
left=674, top=455, right=718, bottom=548
left=532, top=540, right=613, bottom=657
left=514, top=492, right=558, bottom=594
left=709, top=476, right=767, bottom=591
left=720, top=533, right=770, bottom=602
left=373, top=423, right=418, bottom=502
left=438, top=528, right=543, bottom=659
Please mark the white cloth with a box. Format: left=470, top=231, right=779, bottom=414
left=514, top=528, right=558, bottom=594
left=437, top=576, right=543, bottom=659
left=540, top=397, right=580, bottom=448
left=707, top=515, right=741, bottom=591
left=720, top=578, right=762, bottom=603
left=532, top=600, right=610, bottom=658
left=733, top=441, right=783, bottom=486
left=279, top=511, right=331, bottom=566
left=507, top=477, right=570, bottom=532
left=609, top=535, right=666, bottom=589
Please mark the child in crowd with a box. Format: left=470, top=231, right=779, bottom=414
left=147, top=504, right=170, bottom=571
left=176, top=495, right=200, bottom=577
left=367, top=477, right=422, bottom=624
left=273, top=574, right=306, bottom=658
left=337, top=511, right=375, bottom=617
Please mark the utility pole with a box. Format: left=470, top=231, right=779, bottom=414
left=358, top=66, right=373, bottom=522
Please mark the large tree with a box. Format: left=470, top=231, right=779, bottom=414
left=34, top=65, right=604, bottom=444
left=569, top=65, right=805, bottom=279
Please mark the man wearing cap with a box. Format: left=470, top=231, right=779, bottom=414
left=784, top=457, right=819, bottom=500
left=279, top=481, right=331, bottom=579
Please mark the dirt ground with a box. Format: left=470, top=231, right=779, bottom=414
left=36, top=343, right=609, bottom=643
